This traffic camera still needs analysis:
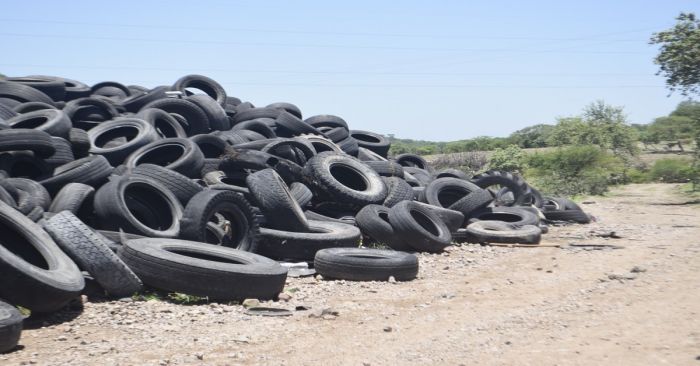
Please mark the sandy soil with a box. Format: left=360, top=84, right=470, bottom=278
left=2, top=183, right=699, bottom=366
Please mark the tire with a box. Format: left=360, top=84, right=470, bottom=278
left=5, top=76, right=66, bottom=102
left=472, top=170, right=530, bottom=206
left=233, top=107, right=281, bottom=124
left=44, top=137, right=75, bottom=169
left=382, top=176, right=414, bottom=208
left=40, top=155, right=113, bottom=196
left=12, top=101, right=57, bottom=114
left=0, top=201, right=84, bottom=312
left=5, top=178, right=52, bottom=210
left=266, top=102, right=302, bottom=119
left=395, top=153, right=431, bottom=171
left=403, top=167, right=433, bottom=186
left=256, top=220, right=361, bottom=261
left=336, top=136, right=359, bottom=156
left=0, top=151, right=52, bottom=180
left=261, top=138, right=316, bottom=165
left=231, top=119, right=277, bottom=139
left=388, top=200, right=451, bottom=253
left=467, top=207, right=540, bottom=227
left=220, top=148, right=303, bottom=184
left=466, top=221, right=541, bottom=244
left=322, top=126, right=349, bottom=143
left=172, top=74, right=228, bottom=106
left=0, top=104, right=18, bottom=121
left=130, top=164, right=203, bottom=206
left=303, top=152, right=387, bottom=208
left=43, top=211, right=143, bottom=297
left=433, top=168, right=470, bottom=180
left=543, top=209, right=591, bottom=224
left=412, top=201, right=465, bottom=233
left=48, top=183, right=95, bottom=217
left=26, top=75, right=90, bottom=101
left=0, top=300, right=22, bottom=353
left=62, top=97, right=119, bottom=130
left=136, top=108, right=187, bottom=138
left=355, top=204, right=411, bottom=251
left=5, top=109, right=71, bottom=138
left=119, top=86, right=169, bottom=113
left=187, top=95, right=230, bottom=131
left=118, top=238, right=286, bottom=300
left=179, top=189, right=259, bottom=250
left=0, top=82, right=55, bottom=106
left=304, top=114, right=348, bottom=129
left=246, top=169, right=309, bottom=232
left=290, top=182, right=313, bottom=208
left=141, top=98, right=210, bottom=136
left=314, top=248, right=418, bottom=281
left=91, top=81, right=131, bottom=99
left=275, top=111, right=319, bottom=137
left=68, top=128, right=91, bottom=158
left=364, top=161, right=404, bottom=178
left=424, top=177, right=484, bottom=208
left=87, top=118, right=159, bottom=165
left=349, top=130, right=390, bottom=157
left=448, top=189, right=494, bottom=216
left=124, top=138, right=204, bottom=178
left=304, top=210, right=352, bottom=225
left=94, top=175, right=183, bottom=238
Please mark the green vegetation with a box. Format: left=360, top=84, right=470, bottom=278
left=650, top=13, right=700, bottom=96
left=488, top=145, right=527, bottom=172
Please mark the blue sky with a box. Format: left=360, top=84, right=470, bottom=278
left=1, top=1, right=698, bottom=140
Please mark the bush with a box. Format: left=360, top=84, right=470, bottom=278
left=430, top=151, right=488, bottom=174
left=525, top=145, right=624, bottom=196
left=488, top=145, right=526, bottom=172
left=648, top=158, right=694, bottom=182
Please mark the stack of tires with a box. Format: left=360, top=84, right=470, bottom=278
left=0, top=74, right=592, bottom=352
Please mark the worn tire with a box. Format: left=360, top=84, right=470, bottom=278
left=131, top=164, right=203, bottom=206
left=466, top=221, right=542, bottom=244
left=256, top=220, right=361, bottom=261
left=246, top=169, right=309, bottom=232
left=355, top=204, right=411, bottom=251
left=0, top=129, right=55, bottom=158
left=40, top=155, right=113, bottom=196
left=124, top=138, right=204, bottom=178
left=381, top=176, right=414, bottom=208
left=87, top=118, right=159, bottom=165
left=0, top=300, right=22, bottom=353
left=467, top=206, right=540, bottom=227
left=315, top=248, right=418, bottom=281
left=388, top=200, right=451, bottom=253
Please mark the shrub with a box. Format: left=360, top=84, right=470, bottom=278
left=488, top=145, right=527, bottom=172
left=648, top=158, right=694, bottom=182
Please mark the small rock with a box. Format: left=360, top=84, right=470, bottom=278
left=315, top=274, right=324, bottom=281
left=387, top=276, right=396, bottom=283
left=242, top=299, right=260, bottom=309
left=383, top=326, right=393, bottom=332
left=630, top=266, right=647, bottom=273
left=608, top=273, right=637, bottom=281
left=56, top=336, right=68, bottom=341
left=195, top=353, right=204, bottom=360
left=278, top=293, right=292, bottom=302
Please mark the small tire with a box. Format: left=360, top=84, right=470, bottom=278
left=256, top=220, right=361, bottom=261
left=388, top=200, right=451, bottom=253
left=0, top=300, right=23, bottom=353
left=355, top=204, right=411, bottom=251
left=466, top=221, right=541, bottom=244
left=314, top=248, right=418, bottom=281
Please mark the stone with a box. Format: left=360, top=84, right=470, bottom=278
left=278, top=293, right=292, bottom=302
left=242, top=299, right=260, bottom=309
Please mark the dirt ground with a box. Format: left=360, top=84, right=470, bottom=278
left=2, top=183, right=699, bottom=366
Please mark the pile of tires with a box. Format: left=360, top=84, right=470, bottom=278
left=0, top=74, right=592, bottom=352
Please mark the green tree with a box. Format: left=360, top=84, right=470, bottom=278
left=508, top=124, right=555, bottom=148
left=650, top=13, right=700, bottom=96
left=489, top=145, right=527, bottom=172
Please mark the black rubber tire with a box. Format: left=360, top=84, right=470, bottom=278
left=305, top=114, right=348, bottom=129
left=0, top=104, right=18, bottom=121
left=172, top=74, right=228, bottom=106
left=349, top=130, right=390, bottom=157
left=303, top=152, right=387, bottom=208
left=381, top=176, right=414, bottom=208
left=412, top=202, right=465, bottom=233
left=48, top=182, right=95, bottom=217
left=466, top=221, right=542, bottom=244
left=266, top=102, right=302, bottom=119
left=5, top=76, right=66, bottom=102
left=141, top=98, right=210, bottom=136
left=26, top=75, right=90, bottom=101
left=0, top=82, right=56, bottom=106
left=94, top=175, right=183, bottom=238
left=62, top=97, right=119, bottom=130
left=12, top=101, right=56, bottom=114
left=135, top=108, right=188, bottom=139
left=543, top=209, right=591, bottom=224
left=336, top=136, right=359, bottom=156
left=44, top=137, right=75, bottom=169
left=261, top=138, right=316, bottom=165
left=357, top=147, right=390, bottom=162
left=87, top=118, right=159, bottom=165
left=364, top=161, right=404, bottom=178
left=433, top=168, right=470, bottom=180
left=300, top=135, right=343, bottom=154
left=231, top=119, right=277, bottom=139
left=275, top=111, right=319, bottom=137
left=43, top=211, right=143, bottom=297
left=256, top=220, right=361, bottom=261
left=0, top=129, right=55, bottom=158
left=187, top=94, right=230, bottom=131
left=91, top=81, right=131, bottom=99
left=322, top=126, right=349, bottom=143
left=448, top=189, right=494, bottom=217
left=314, top=248, right=418, bottom=281
left=119, top=86, right=169, bottom=113
left=424, top=177, right=484, bottom=208
left=467, top=207, right=540, bottom=227
left=403, top=167, right=433, bottom=186
left=290, top=182, right=313, bottom=208
left=0, top=151, right=51, bottom=180
left=40, top=155, right=113, bottom=196
left=220, top=148, right=303, bottom=184
left=303, top=210, right=352, bottom=226
left=0, top=300, right=22, bottom=353
left=5, top=178, right=51, bottom=210
left=238, top=130, right=266, bottom=141
left=0, top=201, right=84, bottom=312
left=130, top=164, right=203, bottom=206
left=118, top=238, right=286, bottom=300
left=188, top=134, right=225, bottom=160
left=388, top=200, right=452, bottom=253
left=395, top=154, right=431, bottom=171
left=233, top=107, right=281, bottom=124
left=246, top=169, right=309, bottom=232
left=179, top=190, right=260, bottom=251
left=5, top=109, right=71, bottom=138
left=124, top=138, right=205, bottom=178
left=472, top=170, right=530, bottom=206
left=68, top=128, right=91, bottom=158
left=355, top=204, right=411, bottom=251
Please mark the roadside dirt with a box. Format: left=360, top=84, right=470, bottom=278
left=2, top=183, right=699, bottom=366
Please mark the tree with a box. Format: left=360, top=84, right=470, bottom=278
left=489, top=145, right=527, bottom=172
left=508, top=124, right=555, bottom=148
left=650, top=12, right=700, bottom=96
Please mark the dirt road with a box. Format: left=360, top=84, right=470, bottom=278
left=2, top=183, right=699, bottom=365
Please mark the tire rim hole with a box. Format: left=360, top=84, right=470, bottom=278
left=136, top=144, right=185, bottom=167
left=329, top=164, right=368, bottom=192
left=478, top=213, right=521, bottom=223
left=410, top=209, right=440, bottom=236
left=0, top=221, right=49, bottom=269
left=12, top=116, right=47, bottom=129
left=352, top=133, right=380, bottom=143
left=437, top=187, right=469, bottom=207
left=94, top=126, right=140, bottom=148
left=124, top=183, right=174, bottom=231
left=378, top=211, right=390, bottom=224
left=168, top=248, right=244, bottom=265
